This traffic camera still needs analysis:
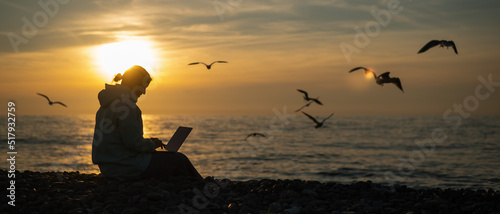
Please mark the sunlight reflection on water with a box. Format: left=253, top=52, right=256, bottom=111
left=1, top=115, right=499, bottom=190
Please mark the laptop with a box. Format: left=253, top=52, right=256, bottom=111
left=164, top=126, right=193, bottom=152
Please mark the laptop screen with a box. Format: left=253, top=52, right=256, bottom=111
left=164, top=126, right=193, bottom=152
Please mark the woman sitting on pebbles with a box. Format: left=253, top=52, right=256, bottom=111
left=91, top=65, right=203, bottom=181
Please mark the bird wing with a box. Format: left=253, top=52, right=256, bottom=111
left=449, top=41, right=458, bottom=54
left=244, top=132, right=266, bottom=140
left=295, top=104, right=307, bottom=112
left=208, top=61, right=228, bottom=66
left=37, top=93, right=51, bottom=102
left=188, top=62, right=201, bottom=65
left=321, top=113, right=334, bottom=123
left=418, top=40, right=440, bottom=54
left=392, top=78, right=404, bottom=92
left=302, top=111, right=319, bottom=124
left=379, top=72, right=391, bottom=79
left=53, top=102, right=67, bottom=107
left=295, top=101, right=313, bottom=112
left=296, top=89, right=309, bottom=98
left=349, top=67, right=367, bottom=73
left=244, top=134, right=252, bottom=141
left=311, top=98, right=322, bottom=105
left=255, top=133, right=266, bottom=138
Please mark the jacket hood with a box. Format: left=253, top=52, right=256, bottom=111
left=98, top=84, right=137, bottom=108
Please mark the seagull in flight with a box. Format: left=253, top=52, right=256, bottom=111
left=244, top=132, right=266, bottom=141
left=37, top=93, right=67, bottom=107
left=301, top=111, right=333, bottom=129
left=349, top=67, right=404, bottom=93
left=188, top=61, right=228, bottom=70
left=296, top=89, right=322, bottom=105
left=418, top=40, right=458, bottom=54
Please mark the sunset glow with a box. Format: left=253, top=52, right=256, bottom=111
left=364, top=71, right=374, bottom=80
left=92, top=39, right=159, bottom=82
left=1, top=1, right=499, bottom=116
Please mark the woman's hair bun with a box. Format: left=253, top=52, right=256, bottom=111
left=112, top=73, right=123, bottom=83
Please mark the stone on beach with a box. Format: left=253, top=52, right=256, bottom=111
left=1, top=170, right=499, bottom=214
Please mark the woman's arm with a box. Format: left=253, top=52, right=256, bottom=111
left=151, top=138, right=166, bottom=149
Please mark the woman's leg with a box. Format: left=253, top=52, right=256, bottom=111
left=141, top=151, right=203, bottom=180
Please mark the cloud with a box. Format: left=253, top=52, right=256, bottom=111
left=2, top=0, right=499, bottom=53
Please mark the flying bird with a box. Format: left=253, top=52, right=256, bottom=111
left=244, top=132, right=266, bottom=141
left=372, top=72, right=404, bottom=92
left=295, top=101, right=314, bottom=112
left=296, top=89, right=322, bottom=105
left=349, top=68, right=404, bottom=92
left=348, top=67, right=370, bottom=73
left=188, top=61, right=228, bottom=70
left=37, top=93, right=67, bottom=107
left=301, top=111, right=333, bottom=129
left=418, top=40, right=458, bottom=54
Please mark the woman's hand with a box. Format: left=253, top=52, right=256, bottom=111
left=151, top=138, right=166, bottom=149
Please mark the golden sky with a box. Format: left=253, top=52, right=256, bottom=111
left=1, top=0, right=499, bottom=116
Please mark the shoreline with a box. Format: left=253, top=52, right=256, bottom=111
left=1, top=170, right=499, bottom=213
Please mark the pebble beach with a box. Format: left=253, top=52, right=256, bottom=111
left=1, top=170, right=499, bottom=214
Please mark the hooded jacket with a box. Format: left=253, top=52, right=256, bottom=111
left=92, top=84, right=156, bottom=180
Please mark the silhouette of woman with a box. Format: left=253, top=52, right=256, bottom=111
left=92, top=65, right=202, bottom=181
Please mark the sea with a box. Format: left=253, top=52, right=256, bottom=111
left=1, top=114, right=499, bottom=190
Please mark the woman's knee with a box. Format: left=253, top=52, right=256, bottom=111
left=175, top=152, right=188, bottom=159
left=160, top=151, right=188, bottom=159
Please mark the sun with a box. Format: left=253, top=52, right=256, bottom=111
left=364, top=70, right=374, bottom=80
left=92, top=39, right=159, bottom=82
